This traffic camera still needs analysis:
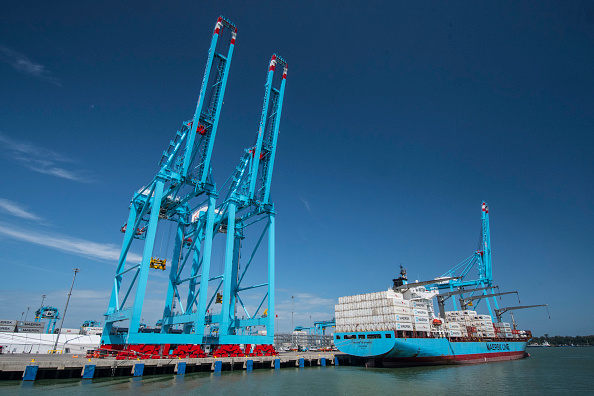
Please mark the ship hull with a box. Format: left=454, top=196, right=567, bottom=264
left=335, top=331, right=528, bottom=367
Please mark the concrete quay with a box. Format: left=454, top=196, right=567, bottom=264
left=0, top=351, right=356, bottom=381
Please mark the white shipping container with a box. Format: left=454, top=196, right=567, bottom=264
left=414, top=316, right=430, bottom=324
left=395, top=323, right=414, bottom=331
left=17, top=327, right=44, bottom=334
left=388, top=306, right=411, bottom=315
left=0, top=325, right=16, bottom=332
left=494, top=322, right=511, bottom=328
left=18, top=321, right=44, bottom=328
left=395, top=315, right=412, bottom=323
left=447, top=323, right=461, bottom=330
left=448, top=330, right=463, bottom=337
left=389, top=299, right=411, bottom=308
left=414, top=323, right=431, bottom=331
left=411, top=301, right=428, bottom=309
left=59, top=328, right=80, bottom=334
left=413, top=309, right=429, bottom=317
left=391, top=293, right=405, bottom=300
left=0, top=320, right=17, bottom=326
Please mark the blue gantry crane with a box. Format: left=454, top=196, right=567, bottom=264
left=101, top=17, right=288, bottom=356
left=205, top=54, right=287, bottom=345
left=429, top=202, right=547, bottom=322
left=396, top=202, right=544, bottom=322
left=431, top=202, right=501, bottom=317
left=34, top=306, right=59, bottom=334
left=102, top=16, right=237, bottom=346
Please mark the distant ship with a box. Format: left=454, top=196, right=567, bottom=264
left=528, top=341, right=551, bottom=347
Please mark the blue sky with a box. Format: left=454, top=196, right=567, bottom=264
left=1, top=1, right=592, bottom=336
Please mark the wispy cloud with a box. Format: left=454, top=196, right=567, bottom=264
left=0, top=132, right=94, bottom=183
left=0, top=198, right=42, bottom=221
left=300, top=198, right=311, bottom=213
left=0, top=288, right=111, bottom=326
left=0, top=221, right=142, bottom=263
left=0, top=45, right=61, bottom=86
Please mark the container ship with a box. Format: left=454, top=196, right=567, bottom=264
left=333, top=285, right=531, bottom=366
left=333, top=202, right=542, bottom=367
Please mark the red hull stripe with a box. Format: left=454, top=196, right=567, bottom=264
left=381, top=350, right=526, bottom=365
left=453, top=350, right=525, bottom=362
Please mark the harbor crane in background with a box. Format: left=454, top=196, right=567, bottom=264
left=427, top=202, right=547, bottom=322
left=495, top=304, right=550, bottom=323
left=428, top=202, right=501, bottom=317
left=101, top=16, right=287, bottom=356
left=34, top=306, right=59, bottom=334
left=294, top=320, right=337, bottom=336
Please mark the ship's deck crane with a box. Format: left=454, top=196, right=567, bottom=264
left=494, top=304, right=549, bottom=323
left=434, top=286, right=493, bottom=319
left=459, top=291, right=519, bottom=311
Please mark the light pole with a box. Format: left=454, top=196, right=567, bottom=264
left=52, top=268, right=80, bottom=354
left=291, top=295, right=294, bottom=332
left=38, top=294, right=47, bottom=320
left=24, top=307, right=30, bottom=321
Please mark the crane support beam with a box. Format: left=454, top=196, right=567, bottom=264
left=436, top=286, right=494, bottom=318
left=459, top=291, right=518, bottom=310
left=394, top=277, right=461, bottom=292
left=495, top=304, right=548, bottom=322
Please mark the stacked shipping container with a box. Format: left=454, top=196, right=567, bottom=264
left=335, top=290, right=413, bottom=333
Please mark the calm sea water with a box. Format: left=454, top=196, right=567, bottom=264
left=0, top=348, right=592, bottom=395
